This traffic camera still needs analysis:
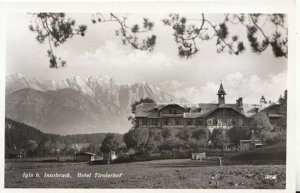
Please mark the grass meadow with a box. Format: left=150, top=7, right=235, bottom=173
left=5, top=158, right=285, bottom=189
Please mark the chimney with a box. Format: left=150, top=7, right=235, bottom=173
left=236, top=97, right=243, bottom=108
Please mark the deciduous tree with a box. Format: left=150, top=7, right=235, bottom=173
left=210, top=128, right=229, bottom=150
left=123, top=128, right=149, bottom=152
left=227, top=126, right=251, bottom=147
left=100, top=133, right=120, bottom=153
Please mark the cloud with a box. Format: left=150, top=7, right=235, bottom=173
left=79, top=40, right=174, bottom=68
left=75, top=40, right=180, bottom=83
left=159, top=71, right=287, bottom=104
left=220, top=71, right=287, bottom=104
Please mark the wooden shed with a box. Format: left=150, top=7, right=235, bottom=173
left=240, top=139, right=263, bottom=151
left=191, top=152, right=206, bottom=160
left=74, top=152, right=96, bottom=162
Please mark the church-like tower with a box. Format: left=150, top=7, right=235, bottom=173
left=217, top=83, right=226, bottom=105
left=260, top=95, right=267, bottom=104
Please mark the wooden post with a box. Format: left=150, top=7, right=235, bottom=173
left=108, top=151, right=111, bottom=164
left=219, top=157, right=222, bottom=167
left=57, top=148, right=60, bottom=162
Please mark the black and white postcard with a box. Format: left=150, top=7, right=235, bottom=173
left=0, top=0, right=297, bottom=192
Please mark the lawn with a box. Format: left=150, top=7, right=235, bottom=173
left=229, top=143, right=286, bottom=162
left=5, top=159, right=285, bottom=189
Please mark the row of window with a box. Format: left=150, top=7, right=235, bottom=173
left=164, top=109, right=181, bottom=114
left=162, top=108, right=202, bottom=114
left=207, top=118, right=243, bottom=126
left=140, top=118, right=244, bottom=126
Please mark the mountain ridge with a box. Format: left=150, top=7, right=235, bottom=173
left=6, top=73, right=190, bottom=134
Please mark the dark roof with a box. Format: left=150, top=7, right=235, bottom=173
left=135, top=103, right=219, bottom=118
left=217, top=83, right=226, bottom=95
left=202, top=104, right=246, bottom=118
left=158, top=104, right=185, bottom=111
left=75, top=152, right=96, bottom=156
left=135, top=103, right=157, bottom=117
left=197, top=103, right=219, bottom=116
left=134, top=102, right=277, bottom=119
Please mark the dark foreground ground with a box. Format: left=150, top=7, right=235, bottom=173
left=5, top=158, right=285, bottom=189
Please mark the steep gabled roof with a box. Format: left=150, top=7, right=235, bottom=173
left=135, top=103, right=157, bottom=117
left=158, top=103, right=186, bottom=112
left=202, top=104, right=246, bottom=118
left=197, top=103, right=219, bottom=116
left=242, top=103, right=274, bottom=117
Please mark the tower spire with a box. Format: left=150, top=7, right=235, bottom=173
left=217, top=83, right=226, bottom=105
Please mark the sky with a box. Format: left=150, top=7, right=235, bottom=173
left=6, top=13, right=287, bottom=104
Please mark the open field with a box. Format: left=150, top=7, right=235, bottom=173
left=5, top=159, right=285, bottom=189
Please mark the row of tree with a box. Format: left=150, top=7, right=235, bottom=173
left=100, top=118, right=285, bottom=156
left=5, top=118, right=122, bottom=158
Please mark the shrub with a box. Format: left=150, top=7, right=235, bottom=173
left=263, top=131, right=286, bottom=145
left=227, top=126, right=252, bottom=147
left=192, top=128, right=210, bottom=140
left=176, top=128, right=192, bottom=140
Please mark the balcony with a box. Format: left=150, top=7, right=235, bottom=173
left=161, top=113, right=183, bottom=117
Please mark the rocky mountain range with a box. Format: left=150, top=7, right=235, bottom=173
left=5, top=73, right=189, bottom=134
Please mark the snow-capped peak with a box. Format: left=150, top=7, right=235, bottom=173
left=6, top=73, right=180, bottom=106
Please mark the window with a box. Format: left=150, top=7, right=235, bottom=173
left=187, top=119, right=193, bottom=125
left=142, top=119, right=147, bottom=126
left=164, top=119, right=169, bottom=125
left=152, top=119, right=158, bottom=125
left=175, top=119, right=181, bottom=125
left=227, top=119, right=232, bottom=126
left=232, top=120, right=236, bottom=126
left=207, top=119, right=212, bottom=126
left=213, top=118, right=217, bottom=126
left=197, top=119, right=203, bottom=126
left=217, top=119, right=222, bottom=126
left=238, top=119, right=243, bottom=126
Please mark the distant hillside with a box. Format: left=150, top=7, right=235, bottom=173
left=5, top=118, right=122, bottom=158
